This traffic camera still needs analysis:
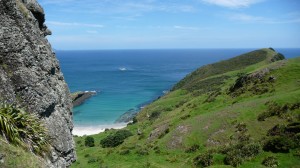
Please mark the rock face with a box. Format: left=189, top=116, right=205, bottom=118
left=0, top=0, right=76, bottom=167
left=71, top=91, right=96, bottom=107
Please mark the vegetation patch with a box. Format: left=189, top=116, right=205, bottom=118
left=229, top=69, right=275, bottom=97
left=0, top=103, right=49, bottom=156
left=223, top=142, right=262, bottom=167
left=262, top=156, right=279, bottom=167
left=174, top=49, right=269, bottom=91
left=149, top=111, right=161, bottom=121
left=182, top=76, right=229, bottom=93
left=84, top=136, right=95, bottom=147
left=100, top=130, right=133, bottom=148
left=193, top=152, right=214, bottom=167
left=263, top=121, right=300, bottom=153
left=258, top=101, right=300, bottom=121
left=185, top=144, right=200, bottom=153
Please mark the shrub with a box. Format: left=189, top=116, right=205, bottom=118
left=262, top=156, right=279, bottom=167
left=224, top=142, right=261, bottom=167
left=258, top=102, right=288, bottom=121
left=85, top=136, right=95, bottom=147
left=242, top=143, right=262, bottom=158
left=185, top=144, right=200, bottom=153
left=224, top=150, right=243, bottom=167
left=0, top=103, right=49, bottom=155
left=132, top=117, right=138, bottom=124
left=100, top=130, right=133, bottom=148
left=267, top=124, right=285, bottom=136
left=76, top=140, right=82, bottom=144
left=193, top=152, right=213, bottom=167
left=263, top=137, right=292, bottom=153
left=154, top=146, right=161, bottom=154
left=149, top=111, right=161, bottom=120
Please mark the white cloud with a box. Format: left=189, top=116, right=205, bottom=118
left=202, top=0, right=264, bottom=8
left=47, top=21, right=104, bottom=28
left=174, top=25, right=199, bottom=30
left=229, top=13, right=300, bottom=24
left=230, top=13, right=266, bottom=22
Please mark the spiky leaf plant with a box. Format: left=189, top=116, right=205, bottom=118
left=0, top=103, right=49, bottom=156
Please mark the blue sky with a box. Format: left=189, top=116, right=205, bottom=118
left=39, top=0, right=300, bottom=50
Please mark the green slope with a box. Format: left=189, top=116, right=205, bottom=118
left=72, top=48, right=300, bottom=168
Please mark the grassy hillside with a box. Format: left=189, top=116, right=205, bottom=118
left=0, top=137, right=46, bottom=168
left=72, top=48, right=300, bottom=168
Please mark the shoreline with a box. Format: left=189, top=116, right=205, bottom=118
left=72, top=123, right=128, bottom=136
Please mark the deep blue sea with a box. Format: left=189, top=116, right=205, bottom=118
left=56, top=48, right=300, bottom=135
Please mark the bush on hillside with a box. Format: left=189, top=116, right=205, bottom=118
left=85, top=136, right=95, bottom=147
left=100, top=130, right=133, bottom=148
left=258, top=102, right=289, bottom=121
left=0, top=103, right=49, bottom=155
left=132, top=117, right=138, bottom=124
left=185, top=144, right=200, bottom=153
left=193, top=152, right=213, bottom=167
left=224, top=142, right=261, bottom=167
left=263, top=136, right=293, bottom=153
left=149, top=111, right=161, bottom=120
left=262, top=156, right=279, bottom=167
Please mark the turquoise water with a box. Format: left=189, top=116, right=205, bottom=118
left=56, top=48, right=300, bottom=129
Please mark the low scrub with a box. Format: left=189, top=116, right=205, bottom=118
left=193, top=152, right=213, bottom=167
left=262, top=156, right=279, bottom=167
left=185, top=144, right=200, bottom=153
left=223, top=142, right=262, bottom=167
left=149, top=111, right=161, bottom=121
left=264, top=121, right=300, bottom=153
left=258, top=102, right=288, bottom=121
left=100, top=130, right=133, bottom=148
left=84, top=136, right=95, bottom=147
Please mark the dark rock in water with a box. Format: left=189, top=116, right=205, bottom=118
left=0, top=0, right=75, bottom=167
left=71, top=91, right=97, bottom=107
left=115, top=108, right=139, bottom=123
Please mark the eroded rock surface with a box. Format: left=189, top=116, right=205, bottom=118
left=0, top=0, right=76, bottom=167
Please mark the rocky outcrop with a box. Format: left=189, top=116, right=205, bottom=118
left=0, top=0, right=75, bottom=167
left=115, top=108, right=139, bottom=123
left=71, top=91, right=96, bottom=107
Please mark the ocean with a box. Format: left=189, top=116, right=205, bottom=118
left=56, top=48, right=300, bottom=135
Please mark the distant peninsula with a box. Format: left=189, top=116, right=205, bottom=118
left=71, top=91, right=97, bottom=107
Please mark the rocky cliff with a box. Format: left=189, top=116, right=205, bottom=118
left=0, top=0, right=75, bottom=167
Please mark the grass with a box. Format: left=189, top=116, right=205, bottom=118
left=72, top=48, right=300, bottom=168
left=0, top=104, right=50, bottom=167
left=0, top=137, right=46, bottom=168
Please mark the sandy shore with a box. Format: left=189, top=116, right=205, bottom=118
left=72, top=123, right=128, bottom=136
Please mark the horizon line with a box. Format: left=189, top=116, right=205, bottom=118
left=53, top=47, right=300, bottom=51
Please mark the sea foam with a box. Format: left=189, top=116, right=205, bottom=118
left=72, top=123, right=128, bottom=136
